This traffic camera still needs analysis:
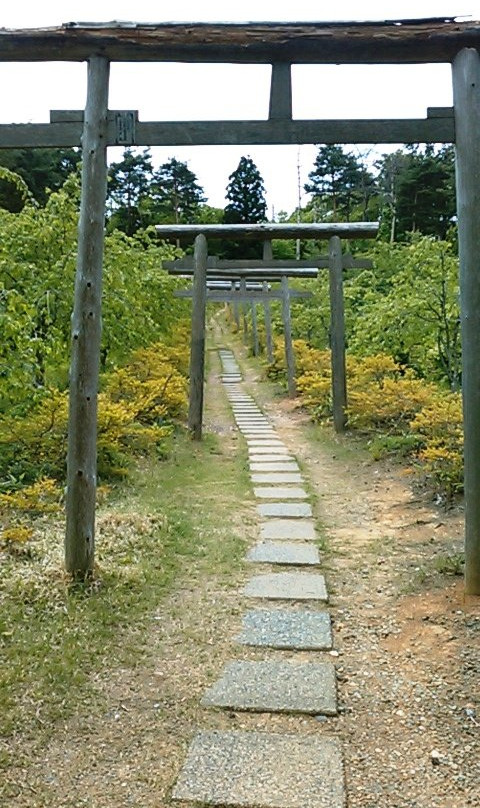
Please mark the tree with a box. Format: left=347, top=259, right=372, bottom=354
left=304, top=145, right=368, bottom=220
left=107, top=148, right=154, bottom=235
left=223, top=156, right=267, bottom=258
left=0, top=148, right=80, bottom=211
left=151, top=157, right=206, bottom=224
left=224, top=156, right=267, bottom=224
left=376, top=145, right=456, bottom=241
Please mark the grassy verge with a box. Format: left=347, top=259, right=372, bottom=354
left=0, top=428, right=251, bottom=773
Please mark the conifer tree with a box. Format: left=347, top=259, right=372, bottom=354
left=224, top=155, right=267, bottom=223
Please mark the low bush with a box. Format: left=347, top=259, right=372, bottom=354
left=273, top=344, right=464, bottom=502
left=0, top=339, right=189, bottom=534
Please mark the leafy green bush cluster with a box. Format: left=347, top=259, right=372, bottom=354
left=0, top=175, right=189, bottom=416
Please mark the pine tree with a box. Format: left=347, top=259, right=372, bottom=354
left=107, top=148, right=154, bottom=235
left=151, top=157, right=206, bottom=224
left=304, top=145, right=367, bottom=220
left=224, top=156, right=267, bottom=224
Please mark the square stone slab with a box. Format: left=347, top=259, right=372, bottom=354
left=247, top=541, right=319, bottom=565
left=251, top=473, right=302, bottom=484
left=172, top=730, right=345, bottom=808
left=201, top=660, right=337, bottom=715
left=260, top=519, right=317, bottom=541
left=250, top=454, right=292, bottom=463
left=258, top=502, right=312, bottom=518
left=248, top=446, right=288, bottom=454
left=243, top=572, right=328, bottom=601
left=236, top=608, right=332, bottom=650
left=250, top=462, right=300, bottom=472
left=254, top=487, right=308, bottom=500
left=247, top=439, right=285, bottom=446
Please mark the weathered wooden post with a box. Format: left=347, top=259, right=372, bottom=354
left=240, top=277, right=248, bottom=345
left=263, top=281, right=274, bottom=363
left=65, top=56, right=110, bottom=578
left=188, top=234, right=208, bottom=441
left=232, top=282, right=240, bottom=331
left=281, top=275, right=296, bottom=397
left=328, top=236, right=348, bottom=433
left=251, top=302, right=259, bottom=356
left=262, top=240, right=274, bottom=361
left=452, top=48, right=480, bottom=595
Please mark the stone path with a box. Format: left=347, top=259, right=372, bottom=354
left=172, top=349, right=345, bottom=807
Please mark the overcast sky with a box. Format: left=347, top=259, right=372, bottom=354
left=1, top=1, right=480, bottom=215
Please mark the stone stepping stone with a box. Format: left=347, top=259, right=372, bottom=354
left=258, top=502, right=312, bottom=518
left=236, top=608, right=332, bottom=650
left=237, top=422, right=271, bottom=427
left=236, top=420, right=267, bottom=424
left=201, top=659, right=337, bottom=715
left=250, top=461, right=300, bottom=472
left=249, top=454, right=292, bottom=463
left=247, top=439, right=285, bottom=446
left=246, top=541, right=319, bottom=565
left=172, top=730, right=345, bottom=808
left=244, top=571, right=328, bottom=601
left=260, top=519, right=317, bottom=541
left=251, top=472, right=302, bottom=484
left=248, top=445, right=288, bottom=454
left=254, top=487, right=308, bottom=500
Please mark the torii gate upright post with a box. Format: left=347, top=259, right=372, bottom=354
left=240, top=277, right=249, bottom=345
left=188, top=235, right=208, bottom=440
left=65, top=55, right=110, bottom=578
left=251, top=302, right=259, bottom=356
left=328, top=236, right=348, bottom=433
left=281, top=275, right=296, bottom=398
left=263, top=281, right=274, bottom=363
left=231, top=282, right=241, bottom=330
left=262, top=241, right=274, bottom=362
left=452, top=48, right=480, bottom=595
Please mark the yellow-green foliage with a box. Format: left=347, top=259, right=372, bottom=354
left=0, top=339, right=189, bottom=516
left=411, top=393, right=463, bottom=499
left=293, top=346, right=463, bottom=500
left=297, top=350, right=434, bottom=429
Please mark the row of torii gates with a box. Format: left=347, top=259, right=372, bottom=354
left=159, top=221, right=377, bottom=435
left=2, top=18, right=480, bottom=593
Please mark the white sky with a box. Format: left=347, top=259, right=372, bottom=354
left=1, top=1, right=479, bottom=215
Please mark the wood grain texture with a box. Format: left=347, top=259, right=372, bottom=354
left=188, top=235, right=208, bottom=441
left=452, top=48, right=480, bottom=594
left=328, top=236, right=348, bottom=434
left=65, top=56, right=109, bottom=577
left=0, top=20, right=478, bottom=63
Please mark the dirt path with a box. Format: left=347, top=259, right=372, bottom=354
left=10, top=341, right=479, bottom=807
left=240, top=347, right=480, bottom=808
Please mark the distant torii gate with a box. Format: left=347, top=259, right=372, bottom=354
left=2, top=19, right=480, bottom=591
left=158, top=222, right=378, bottom=434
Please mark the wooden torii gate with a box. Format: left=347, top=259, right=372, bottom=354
left=174, top=276, right=314, bottom=389
left=1, top=19, right=480, bottom=592
left=163, top=230, right=375, bottom=419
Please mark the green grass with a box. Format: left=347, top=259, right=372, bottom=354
left=0, top=429, right=251, bottom=753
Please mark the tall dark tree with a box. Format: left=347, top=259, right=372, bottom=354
left=224, top=156, right=267, bottom=224
left=223, top=156, right=267, bottom=258
left=151, top=157, right=206, bottom=224
left=304, top=145, right=368, bottom=220
left=107, top=148, right=154, bottom=235
left=0, top=148, right=80, bottom=211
